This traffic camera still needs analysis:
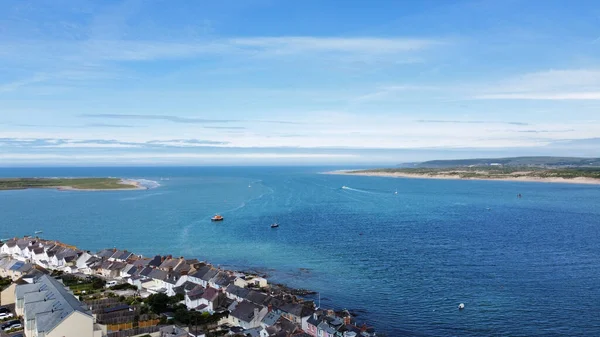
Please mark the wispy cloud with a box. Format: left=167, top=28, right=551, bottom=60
left=84, top=123, right=136, bottom=128
left=0, top=138, right=229, bottom=148
left=416, top=120, right=530, bottom=126
left=352, top=85, right=438, bottom=103
left=81, top=113, right=238, bottom=124
left=472, top=69, right=600, bottom=100
left=0, top=74, right=48, bottom=92
left=146, top=139, right=228, bottom=146
left=80, top=113, right=304, bottom=125
left=228, top=37, right=442, bottom=55
left=517, top=129, right=575, bottom=133
left=474, top=92, right=600, bottom=100
left=0, top=122, right=136, bottom=128
left=203, top=126, right=246, bottom=130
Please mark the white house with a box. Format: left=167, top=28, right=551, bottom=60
left=184, top=286, right=205, bottom=310
left=75, top=252, right=94, bottom=274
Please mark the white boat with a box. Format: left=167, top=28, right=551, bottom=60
left=34, top=230, right=43, bottom=234
left=394, top=189, right=398, bottom=195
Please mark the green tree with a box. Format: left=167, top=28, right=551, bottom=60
left=147, top=293, right=170, bottom=314
left=91, top=277, right=106, bottom=290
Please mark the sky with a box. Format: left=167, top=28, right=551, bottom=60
left=1, top=0, right=600, bottom=165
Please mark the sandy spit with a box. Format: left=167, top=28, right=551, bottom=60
left=54, top=179, right=148, bottom=191
left=324, top=170, right=600, bottom=185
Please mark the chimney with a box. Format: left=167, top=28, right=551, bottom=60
left=268, top=304, right=273, bottom=313
left=313, top=312, right=318, bottom=321
left=254, top=308, right=259, bottom=321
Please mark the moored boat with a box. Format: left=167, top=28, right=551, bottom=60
left=211, top=214, right=224, bottom=221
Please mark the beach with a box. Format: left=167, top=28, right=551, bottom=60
left=55, top=179, right=147, bottom=191
left=326, top=170, right=600, bottom=185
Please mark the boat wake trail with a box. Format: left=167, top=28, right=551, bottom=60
left=120, top=192, right=167, bottom=201
left=222, top=202, right=246, bottom=214
left=341, top=186, right=377, bottom=194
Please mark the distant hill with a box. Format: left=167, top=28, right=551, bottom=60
left=413, top=156, right=600, bottom=168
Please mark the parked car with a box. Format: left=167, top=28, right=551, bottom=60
left=0, top=311, right=13, bottom=319
left=3, top=318, right=18, bottom=324
left=105, top=280, right=118, bottom=288
left=4, top=322, right=22, bottom=331
left=1, top=320, right=21, bottom=331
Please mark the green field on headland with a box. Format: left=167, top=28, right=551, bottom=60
left=0, top=178, right=139, bottom=190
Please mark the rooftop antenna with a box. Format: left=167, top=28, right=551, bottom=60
left=318, top=292, right=321, bottom=309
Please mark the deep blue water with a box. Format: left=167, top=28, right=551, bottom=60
left=1, top=166, right=600, bottom=336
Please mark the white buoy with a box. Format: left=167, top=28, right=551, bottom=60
left=458, top=303, right=465, bottom=310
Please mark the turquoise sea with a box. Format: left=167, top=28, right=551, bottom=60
left=1, top=166, right=599, bottom=336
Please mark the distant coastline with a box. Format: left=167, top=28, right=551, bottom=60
left=326, top=170, right=600, bottom=185
left=0, top=178, right=148, bottom=191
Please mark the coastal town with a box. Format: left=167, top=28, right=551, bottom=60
left=0, top=236, right=379, bottom=337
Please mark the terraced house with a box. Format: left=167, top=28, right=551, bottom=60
left=15, top=274, right=103, bottom=337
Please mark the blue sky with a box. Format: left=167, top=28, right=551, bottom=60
left=1, top=0, right=600, bottom=165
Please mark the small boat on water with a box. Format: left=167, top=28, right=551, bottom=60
left=342, top=186, right=348, bottom=189
left=394, top=189, right=398, bottom=195
left=34, top=230, right=43, bottom=234
left=270, top=223, right=279, bottom=228
left=211, top=214, right=224, bottom=222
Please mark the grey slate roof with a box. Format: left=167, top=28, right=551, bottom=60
left=148, top=255, right=162, bottom=268
left=211, top=271, right=235, bottom=288
left=96, top=249, right=116, bottom=258
left=139, top=267, right=153, bottom=277
left=200, top=268, right=218, bottom=281
left=164, top=274, right=179, bottom=285
left=226, top=284, right=250, bottom=299
left=109, top=250, right=125, bottom=260
left=276, top=316, right=298, bottom=335
left=317, top=321, right=334, bottom=334
left=202, top=287, right=219, bottom=302
left=230, top=301, right=262, bottom=323
left=148, top=268, right=168, bottom=281
left=132, top=258, right=151, bottom=268
left=261, top=310, right=281, bottom=327
left=159, top=258, right=182, bottom=270
left=159, top=325, right=188, bottom=337
left=279, top=302, right=313, bottom=318
left=17, top=274, right=91, bottom=334
left=117, top=251, right=133, bottom=261
left=190, top=265, right=212, bottom=279
left=245, top=290, right=268, bottom=305
left=186, top=286, right=205, bottom=301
